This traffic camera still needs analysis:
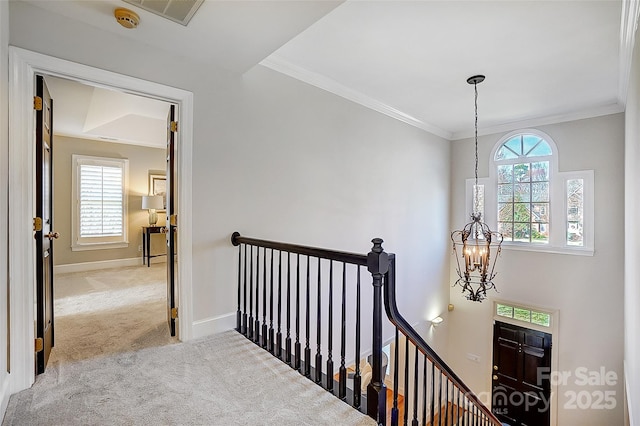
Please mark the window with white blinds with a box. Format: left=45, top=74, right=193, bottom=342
left=72, top=155, right=129, bottom=250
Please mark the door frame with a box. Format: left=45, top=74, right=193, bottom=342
left=8, top=47, right=194, bottom=393
left=492, top=298, right=560, bottom=426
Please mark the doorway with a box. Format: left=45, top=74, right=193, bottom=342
left=8, top=47, right=194, bottom=392
left=38, top=74, right=176, bottom=372
left=492, top=320, right=552, bottom=426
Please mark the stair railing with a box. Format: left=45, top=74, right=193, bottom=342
left=371, top=239, right=502, bottom=426
left=231, top=232, right=500, bottom=425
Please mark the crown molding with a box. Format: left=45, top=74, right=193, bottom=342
left=259, top=55, right=452, bottom=140
left=451, top=102, right=625, bottom=140
left=618, top=0, right=640, bottom=106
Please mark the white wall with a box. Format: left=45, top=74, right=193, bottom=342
left=0, top=0, right=10, bottom=416
left=197, top=65, right=452, bottom=340
left=624, top=24, right=640, bottom=426
left=448, top=114, right=625, bottom=425
left=8, top=1, right=451, bottom=350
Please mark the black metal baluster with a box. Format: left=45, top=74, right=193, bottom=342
left=473, top=404, right=478, bottom=426
left=268, top=249, right=274, bottom=353
left=315, top=258, right=322, bottom=384
left=262, top=247, right=268, bottom=348
left=294, top=253, right=301, bottom=371
left=456, top=386, right=461, bottom=425
left=304, top=255, right=311, bottom=377
left=403, top=338, right=409, bottom=426
left=326, top=260, right=334, bottom=391
left=391, top=328, right=399, bottom=426
left=421, top=355, right=427, bottom=426
left=462, top=395, right=467, bottom=426
left=465, top=396, right=469, bottom=426
left=248, top=245, right=254, bottom=340
left=285, top=252, right=292, bottom=364
left=452, top=386, right=457, bottom=425
left=275, top=250, right=282, bottom=358
left=237, top=242, right=242, bottom=331
left=444, top=379, right=449, bottom=426
left=430, top=362, right=435, bottom=426
left=438, top=371, right=443, bottom=426
left=254, top=246, right=261, bottom=344
left=242, top=244, right=247, bottom=336
left=338, top=262, right=347, bottom=400
left=412, top=345, right=419, bottom=426
left=353, top=266, right=362, bottom=409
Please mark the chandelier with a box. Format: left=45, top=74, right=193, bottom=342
left=451, top=75, right=503, bottom=302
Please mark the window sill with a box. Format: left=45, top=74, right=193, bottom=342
left=501, top=242, right=594, bottom=257
left=71, top=242, right=129, bottom=252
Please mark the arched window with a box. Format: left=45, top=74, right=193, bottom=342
left=466, top=129, right=593, bottom=255
left=494, top=133, right=553, bottom=244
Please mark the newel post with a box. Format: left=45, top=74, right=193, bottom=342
left=367, top=238, right=389, bottom=425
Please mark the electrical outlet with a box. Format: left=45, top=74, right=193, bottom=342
left=466, top=353, right=480, bottom=363
left=138, top=245, right=142, bottom=252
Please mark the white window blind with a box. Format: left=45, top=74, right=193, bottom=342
left=79, top=164, right=123, bottom=237
left=72, top=155, right=129, bottom=250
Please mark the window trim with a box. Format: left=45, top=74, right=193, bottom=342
left=466, top=129, right=594, bottom=256
left=494, top=300, right=553, bottom=329
left=71, top=155, right=129, bottom=251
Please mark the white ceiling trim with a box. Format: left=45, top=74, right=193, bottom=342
left=262, top=54, right=625, bottom=142
left=260, top=55, right=452, bottom=140
left=618, top=0, right=640, bottom=106
left=451, top=102, right=625, bottom=141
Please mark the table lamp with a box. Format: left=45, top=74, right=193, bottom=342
left=142, top=195, right=163, bottom=225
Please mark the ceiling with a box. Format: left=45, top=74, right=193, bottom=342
left=44, top=75, right=170, bottom=149
left=24, top=0, right=636, bottom=144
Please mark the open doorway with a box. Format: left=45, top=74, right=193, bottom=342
left=9, top=47, right=194, bottom=392
left=40, top=74, right=177, bottom=368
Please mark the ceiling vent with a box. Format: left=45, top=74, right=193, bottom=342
left=122, top=0, right=204, bottom=26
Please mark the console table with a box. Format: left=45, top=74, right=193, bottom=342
left=142, top=225, right=166, bottom=267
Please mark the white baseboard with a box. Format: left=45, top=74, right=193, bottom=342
left=0, top=374, right=10, bottom=423
left=54, top=257, right=166, bottom=274
left=191, top=312, right=236, bottom=340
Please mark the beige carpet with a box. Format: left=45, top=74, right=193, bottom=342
left=2, top=264, right=375, bottom=426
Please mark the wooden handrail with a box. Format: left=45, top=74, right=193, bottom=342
left=232, top=232, right=368, bottom=266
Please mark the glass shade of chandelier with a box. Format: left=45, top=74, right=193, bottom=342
left=451, top=75, right=503, bottom=302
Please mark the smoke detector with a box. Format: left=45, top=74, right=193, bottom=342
left=114, top=8, right=140, bottom=29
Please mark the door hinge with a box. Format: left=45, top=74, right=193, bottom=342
left=170, top=121, right=178, bottom=133
left=34, top=96, right=43, bottom=111
left=170, top=214, right=177, bottom=226
left=33, top=217, right=43, bottom=232
left=35, top=337, right=44, bottom=353
left=171, top=307, right=178, bottom=319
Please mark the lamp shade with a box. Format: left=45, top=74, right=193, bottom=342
left=142, top=195, right=163, bottom=210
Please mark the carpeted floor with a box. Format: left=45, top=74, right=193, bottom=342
left=2, top=264, right=375, bottom=426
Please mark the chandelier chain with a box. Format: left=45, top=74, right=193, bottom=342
left=473, top=80, right=480, bottom=216
left=474, top=81, right=479, bottom=185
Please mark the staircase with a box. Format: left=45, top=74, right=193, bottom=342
left=231, top=232, right=500, bottom=426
